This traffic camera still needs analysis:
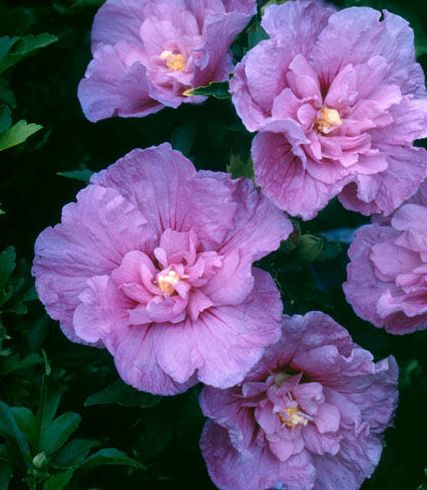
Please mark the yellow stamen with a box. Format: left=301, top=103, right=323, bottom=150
left=158, top=270, right=181, bottom=295
left=315, top=106, right=342, bottom=135
left=277, top=406, right=309, bottom=428
left=160, top=50, right=186, bottom=72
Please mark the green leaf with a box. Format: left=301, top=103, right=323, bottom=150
left=247, top=25, right=268, bottom=49
left=43, top=469, right=74, bottom=490
left=0, top=34, right=58, bottom=73
left=0, top=106, right=12, bottom=134
left=0, top=80, right=15, bottom=108
left=57, top=169, right=93, bottom=183
left=39, top=412, right=81, bottom=455
left=11, top=407, right=38, bottom=451
left=0, top=120, right=42, bottom=151
left=0, top=462, right=13, bottom=490
left=52, top=439, right=99, bottom=469
left=54, top=0, right=105, bottom=14
left=171, top=122, right=197, bottom=156
left=85, top=380, right=161, bottom=409
left=37, top=380, right=64, bottom=432
left=79, top=448, right=145, bottom=470
left=261, top=0, right=287, bottom=13
left=226, top=154, right=254, bottom=179
left=1, top=353, right=44, bottom=377
left=0, top=37, right=19, bottom=66
left=0, top=247, right=16, bottom=306
left=183, top=81, right=230, bottom=99
left=0, top=401, right=32, bottom=467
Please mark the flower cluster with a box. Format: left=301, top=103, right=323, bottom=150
left=231, top=0, right=427, bottom=220
left=345, top=180, right=427, bottom=334
left=200, top=312, right=398, bottom=490
left=78, top=0, right=256, bottom=122
left=32, top=0, right=427, bottom=488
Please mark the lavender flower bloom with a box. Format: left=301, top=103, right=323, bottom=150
left=78, top=0, right=256, bottom=122
left=200, top=312, right=398, bottom=490
left=231, top=0, right=427, bottom=220
left=344, top=182, right=427, bottom=334
left=32, top=144, right=292, bottom=395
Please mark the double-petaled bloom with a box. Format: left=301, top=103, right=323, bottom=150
left=345, top=180, right=427, bottom=334
left=78, top=0, right=256, bottom=122
left=200, top=312, right=398, bottom=490
left=231, top=0, right=427, bottom=220
left=32, top=144, right=292, bottom=395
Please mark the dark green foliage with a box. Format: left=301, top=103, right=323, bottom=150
left=1, top=0, right=427, bottom=489
left=183, top=81, right=230, bottom=99
left=84, top=381, right=161, bottom=409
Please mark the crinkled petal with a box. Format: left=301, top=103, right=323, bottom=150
left=33, top=185, right=149, bottom=343
left=109, top=323, right=198, bottom=395
left=155, top=268, right=282, bottom=388
left=91, top=0, right=147, bottom=52
left=252, top=129, right=346, bottom=220
left=344, top=224, right=399, bottom=329
left=200, top=421, right=316, bottom=490
left=73, top=275, right=131, bottom=344
left=262, top=1, right=334, bottom=53
left=78, top=42, right=164, bottom=122
left=91, top=144, right=196, bottom=236
left=339, top=145, right=427, bottom=216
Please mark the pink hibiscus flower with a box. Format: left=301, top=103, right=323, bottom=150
left=200, top=312, right=398, bottom=489
left=33, top=144, right=292, bottom=394
left=78, top=0, right=256, bottom=122
left=231, top=0, right=427, bottom=220
left=344, top=181, right=427, bottom=334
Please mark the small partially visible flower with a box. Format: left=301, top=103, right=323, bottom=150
left=33, top=144, right=292, bottom=395
left=344, top=190, right=427, bottom=334
left=200, top=312, right=398, bottom=490
left=78, top=0, right=256, bottom=122
left=231, top=0, right=427, bottom=220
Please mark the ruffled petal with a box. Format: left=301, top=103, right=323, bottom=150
left=33, top=185, right=149, bottom=343
left=339, top=145, right=427, bottom=216
left=252, top=129, right=346, bottom=220
left=200, top=421, right=316, bottom=490
left=155, top=268, right=282, bottom=389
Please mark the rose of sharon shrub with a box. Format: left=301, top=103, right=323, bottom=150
left=200, top=312, right=398, bottom=490
left=78, top=0, right=256, bottom=122
left=230, top=0, right=427, bottom=220
left=32, top=144, right=292, bottom=395
left=344, top=185, right=427, bottom=334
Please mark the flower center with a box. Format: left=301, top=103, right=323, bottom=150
left=160, top=50, right=186, bottom=72
left=157, top=270, right=181, bottom=295
left=315, top=106, right=342, bottom=135
left=277, top=406, right=309, bottom=428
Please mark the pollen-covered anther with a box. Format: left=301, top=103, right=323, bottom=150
left=315, top=106, right=343, bottom=135
left=160, top=50, right=186, bottom=72
left=277, top=406, right=309, bottom=428
left=158, top=270, right=181, bottom=295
